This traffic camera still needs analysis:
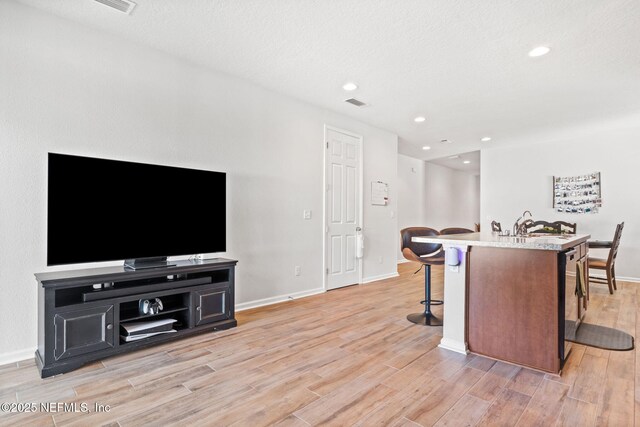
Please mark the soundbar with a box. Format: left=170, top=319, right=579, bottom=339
left=83, top=276, right=213, bottom=302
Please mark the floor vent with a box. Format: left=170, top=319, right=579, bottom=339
left=94, top=0, right=136, bottom=14
left=345, top=98, right=367, bottom=107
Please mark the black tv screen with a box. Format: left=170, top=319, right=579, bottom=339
left=47, top=153, right=226, bottom=266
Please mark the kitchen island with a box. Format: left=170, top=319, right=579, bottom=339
left=413, top=232, right=590, bottom=374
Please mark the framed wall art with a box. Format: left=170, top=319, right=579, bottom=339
left=553, top=172, right=601, bottom=214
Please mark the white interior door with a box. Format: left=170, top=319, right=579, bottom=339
left=325, top=127, right=362, bottom=290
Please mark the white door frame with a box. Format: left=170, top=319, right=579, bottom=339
left=322, top=125, right=364, bottom=291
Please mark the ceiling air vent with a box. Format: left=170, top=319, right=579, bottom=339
left=94, top=0, right=136, bottom=14
left=344, top=98, right=366, bottom=107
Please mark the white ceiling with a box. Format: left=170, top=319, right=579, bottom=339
left=17, top=0, right=640, bottom=160
left=429, top=151, right=480, bottom=175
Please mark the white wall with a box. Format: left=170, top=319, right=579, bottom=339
left=397, top=156, right=480, bottom=261
left=0, top=2, right=398, bottom=361
left=424, top=163, right=480, bottom=232
left=482, top=122, right=640, bottom=279
left=397, top=155, right=425, bottom=259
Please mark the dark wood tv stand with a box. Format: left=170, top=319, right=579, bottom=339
left=35, top=258, right=237, bottom=378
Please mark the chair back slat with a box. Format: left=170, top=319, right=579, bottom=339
left=524, top=220, right=561, bottom=233
left=400, top=227, right=442, bottom=257
left=524, top=220, right=576, bottom=234
left=554, top=221, right=577, bottom=234
left=440, top=227, right=474, bottom=235
left=608, top=222, right=624, bottom=264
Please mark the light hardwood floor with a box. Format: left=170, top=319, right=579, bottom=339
left=0, top=262, right=636, bottom=426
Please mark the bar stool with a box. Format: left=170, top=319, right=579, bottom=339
left=400, top=227, right=445, bottom=326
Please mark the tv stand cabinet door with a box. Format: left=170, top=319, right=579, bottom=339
left=53, top=305, right=115, bottom=361
left=193, top=286, right=230, bottom=326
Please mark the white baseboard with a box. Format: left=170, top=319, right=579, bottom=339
left=438, top=338, right=468, bottom=355
left=0, top=347, right=35, bottom=366
left=590, top=274, right=640, bottom=283
left=617, top=276, right=640, bottom=283
left=361, top=272, right=399, bottom=284
left=235, top=287, right=325, bottom=312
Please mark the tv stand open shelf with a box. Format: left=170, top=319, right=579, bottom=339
left=35, top=258, right=237, bottom=378
left=120, top=306, right=189, bottom=323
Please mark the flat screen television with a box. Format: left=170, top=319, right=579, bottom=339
left=48, top=153, right=226, bottom=268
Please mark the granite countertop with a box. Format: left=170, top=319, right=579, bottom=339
left=412, top=232, right=591, bottom=251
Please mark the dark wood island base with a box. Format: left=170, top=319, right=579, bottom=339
left=411, top=232, right=590, bottom=375
left=467, top=242, right=588, bottom=373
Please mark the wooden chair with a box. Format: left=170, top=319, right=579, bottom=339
left=400, top=227, right=445, bottom=326
left=588, top=222, right=624, bottom=294
left=491, top=221, right=502, bottom=232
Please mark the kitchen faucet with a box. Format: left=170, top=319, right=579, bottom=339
left=513, top=210, right=533, bottom=236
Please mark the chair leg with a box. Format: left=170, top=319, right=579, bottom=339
left=612, top=266, right=617, bottom=290
left=586, top=269, right=590, bottom=302
left=606, top=268, right=614, bottom=294
left=425, top=264, right=432, bottom=315
left=407, top=264, right=442, bottom=326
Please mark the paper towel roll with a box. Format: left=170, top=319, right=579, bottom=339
left=356, top=233, right=364, bottom=258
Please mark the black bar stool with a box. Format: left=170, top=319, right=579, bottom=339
left=401, top=227, right=445, bottom=326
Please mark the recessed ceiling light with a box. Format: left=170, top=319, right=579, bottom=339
left=463, top=160, right=471, bottom=164
left=528, top=46, right=551, bottom=57
left=414, top=116, right=426, bottom=123
left=448, top=155, right=460, bottom=159
left=422, top=146, right=431, bottom=150
left=481, top=137, right=492, bottom=142
left=342, top=82, right=358, bottom=91
left=440, top=139, right=453, bottom=144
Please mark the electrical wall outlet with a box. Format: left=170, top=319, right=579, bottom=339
left=294, top=266, right=301, bottom=276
